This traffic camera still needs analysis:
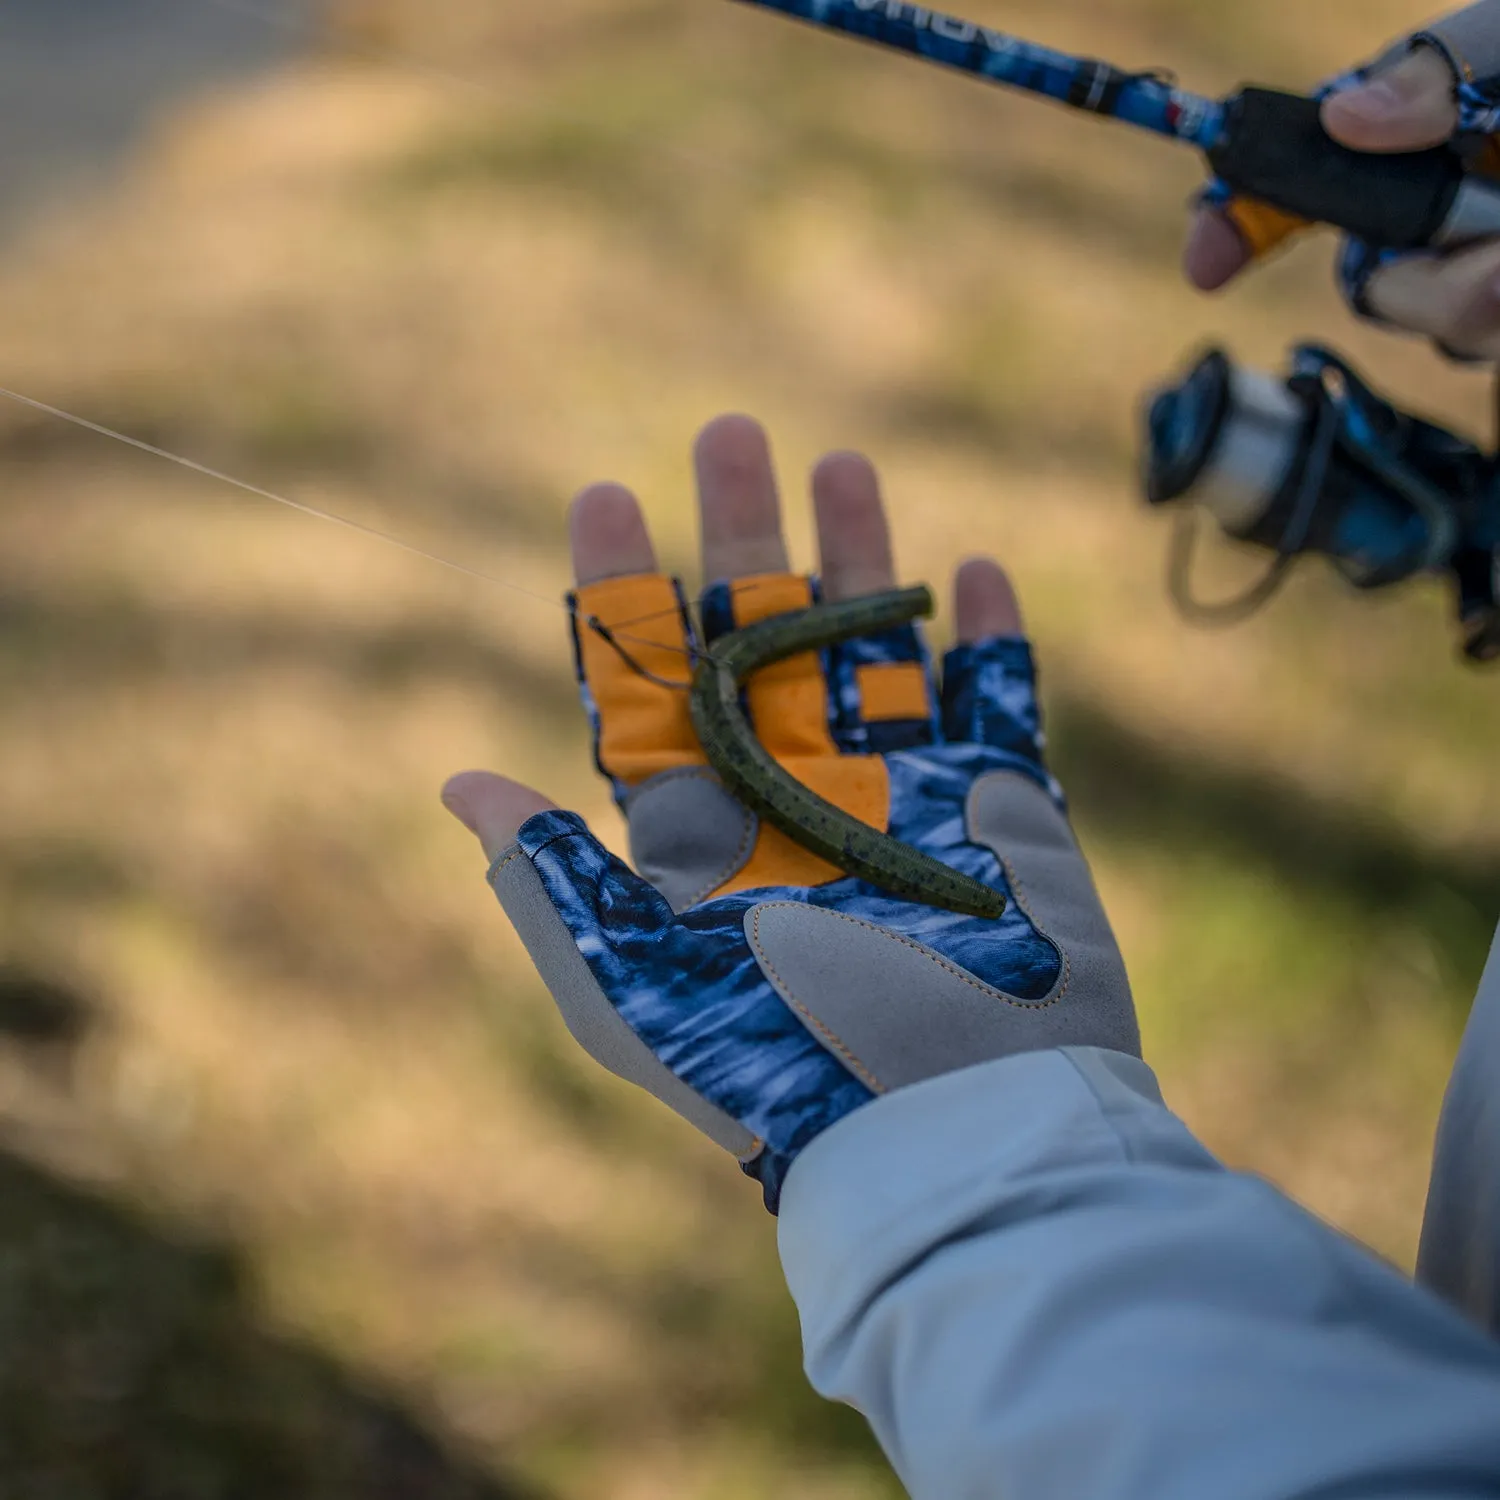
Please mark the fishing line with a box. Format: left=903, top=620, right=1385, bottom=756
left=0, top=383, right=729, bottom=667
left=0, top=384, right=556, bottom=601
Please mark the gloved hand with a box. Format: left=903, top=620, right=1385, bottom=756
left=1187, top=1, right=1500, bottom=362
left=443, top=416, right=1138, bottom=1211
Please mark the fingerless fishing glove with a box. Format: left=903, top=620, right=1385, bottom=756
left=491, top=572, right=1138, bottom=1210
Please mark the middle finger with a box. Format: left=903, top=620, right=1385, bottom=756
left=812, top=450, right=898, bottom=602
left=696, top=413, right=791, bottom=585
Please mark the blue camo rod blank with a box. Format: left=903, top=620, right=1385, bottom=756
left=724, top=0, right=1227, bottom=149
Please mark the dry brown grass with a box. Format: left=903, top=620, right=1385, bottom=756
left=1, top=1, right=1497, bottom=1493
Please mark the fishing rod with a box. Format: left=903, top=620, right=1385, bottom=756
left=728, top=0, right=1500, bottom=253
left=730, top=1, right=1500, bottom=665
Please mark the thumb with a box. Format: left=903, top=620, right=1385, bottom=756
left=445, top=773, right=671, bottom=932
left=442, top=771, right=559, bottom=862
left=1322, top=48, right=1459, bottom=152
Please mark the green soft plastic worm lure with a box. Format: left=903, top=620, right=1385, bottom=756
left=689, top=586, right=1008, bottom=920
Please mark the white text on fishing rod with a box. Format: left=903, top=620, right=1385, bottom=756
left=845, top=0, right=1027, bottom=56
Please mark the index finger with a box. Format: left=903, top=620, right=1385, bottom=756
left=568, top=483, right=705, bottom=796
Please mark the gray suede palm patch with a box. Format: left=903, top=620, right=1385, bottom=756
left=745, top=770, right=1140, bottom=1091
left=626, top=769, right=758, bottom=914
left=491, top=845, right=759, bottom=1158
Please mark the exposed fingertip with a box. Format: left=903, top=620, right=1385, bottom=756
left=568, top=481, right=639, bottom=533
left=440, top=774, right=482, bottom=834
left=1183, top=211, right=1250, bottom=292
left=693, top=412, right=773, bottom=473
left=695, top=412, right=789, bottom=582
left=811, top=450, right=884, bottom=530
left=812, top=448, right=877, bottom=494
left=954, top=557, right=1024, bottom=644
left=441, top=771, right=560, bottom=861
left=569, top=482, right=657, bottom=586
left=812, top=450, right=894, bottom=601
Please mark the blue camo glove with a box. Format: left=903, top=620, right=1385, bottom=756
left=490, top=574, right=1139, bottom=1212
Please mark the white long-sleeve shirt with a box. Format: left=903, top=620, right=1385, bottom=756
left=1421, top=924, right=1500, bottom=1334
left=777, top=925, right=1500, bottom=1500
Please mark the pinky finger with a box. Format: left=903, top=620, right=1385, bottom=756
left=942, top=560, right=1045, bottom=763
left=954, top=558, right=1024, bottom=644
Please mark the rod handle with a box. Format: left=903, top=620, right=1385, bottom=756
left=1207, top=87, right=1486, bottom=250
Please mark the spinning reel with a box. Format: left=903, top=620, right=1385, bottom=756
left=1144, top=344, right=1500, bottom=664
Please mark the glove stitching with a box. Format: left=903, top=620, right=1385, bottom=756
left=750, top=907, right=890, bottom=1094
left=497, top=837, right=771, bottom=1160
left=678, top=769, right=758, bottom=906
left=522, top=828, right=599, bottom=861
left=752, top=897, right=1069, bottom=1044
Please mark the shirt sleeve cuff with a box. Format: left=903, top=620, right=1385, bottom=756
left=777, top=1047, right=1218, bottom=1326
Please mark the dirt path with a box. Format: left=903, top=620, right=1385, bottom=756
left=0, top=0, right=309, bottom=232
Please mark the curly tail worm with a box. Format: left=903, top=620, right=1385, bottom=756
left=689, top=586, right=1009, bottom=920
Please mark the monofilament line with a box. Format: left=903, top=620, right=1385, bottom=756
left=0, top=383, right=560, bottom=605
left=0, top=383, right=726, bottom=665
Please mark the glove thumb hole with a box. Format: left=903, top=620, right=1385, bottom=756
left=1322, top=49, right=1459, bottom=152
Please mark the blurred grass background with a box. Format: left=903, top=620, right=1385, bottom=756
left=1, top=0, right=1498, bottom=1494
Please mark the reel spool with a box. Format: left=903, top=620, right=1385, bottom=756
left=1143, top=344, right=1500, bottom=662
